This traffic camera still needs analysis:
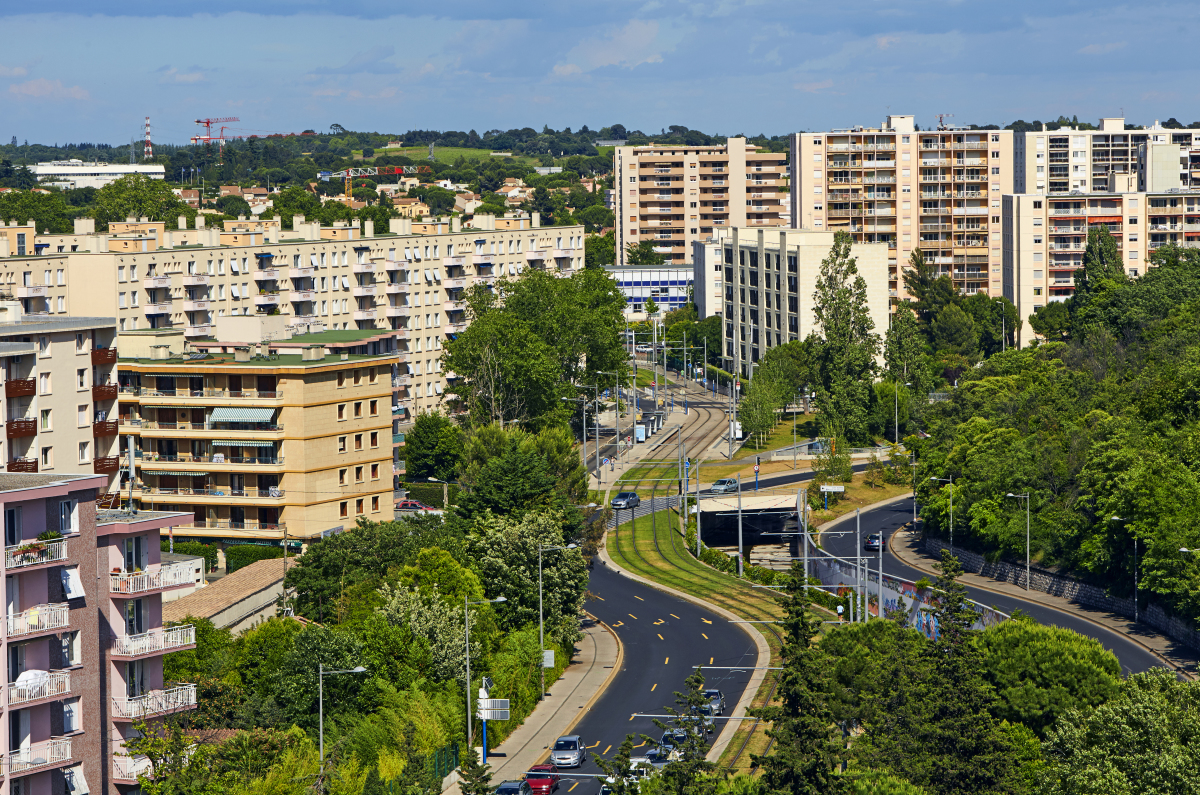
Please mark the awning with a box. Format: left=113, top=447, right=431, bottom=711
left=142, top=470, right=209, bottom=476
left=210, top=439, right=275, bottom=447
left=209, top=407, right=275, bottom=422
left=148, top=405, right=204, bottom=410
left=255, top=252, right=274, bottom=259
left=354, top=245, right=371, bottom=251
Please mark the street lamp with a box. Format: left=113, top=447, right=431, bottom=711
left=1112, top=516, right=1138, bottom=622
left=319, top=663, right=368, bottom=760
left=597, top=370, right=626, bottom=463
left=427, top=476, right=453, bottom=509
left=538, top=543, right=577, bottom=698
left=930, top=476, right=953, bottom=555
left=1006, top=493, right=1031, bottom=590
left=465, top=595, right=507, bottom=744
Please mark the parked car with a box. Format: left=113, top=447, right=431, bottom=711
left=496, top=782, right=533, bottom=795
left=864, top=533, right=883, bottom=551
left=635, top=344, right=653, bottom=352
left=524, top=764, right=561, bottom=795
left=550, top=735, right=585, bottom=768
left=709, top=478, right=739, bottom=494
left=638, top=747, right=681, bottom=769
left=703, top=688, right=726, bottom=715
left=697, top=705, right=716, bottom=733
left=611, top=492, right=641, bottom=510
left=395, top=500, right=437, bottom=512
left=660, top=728, right=687, bottom=749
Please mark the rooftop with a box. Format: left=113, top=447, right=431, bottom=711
left=0, top=473, right=100, bottom=493
left=163, top=556, right=296, bottom=626
left=0, top=317, right=115, bottom=336
left=119, top=350, right=396, bottom=368
left=97, top=509, right=194, bottom=526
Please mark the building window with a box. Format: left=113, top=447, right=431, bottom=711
left=355, top=466, right=364, bottom=482
left=40, top=409, right=51, bottom=431
left=338, top=404, right=345, bottom=421
left=339, top=468, right=347, bottom=486
left=78, top=442, right=89, bottom=463
left=38, top=336, right=50, bottom=357
left=372, top=496, right=380, bottom=512
left=338, top=436, right=346, bottom=453
left=63, top=697, right=81, bottom=733
left=77, top=405, right=87, bottom=427
left=77, top=369, right=86, bottom=389
left=38, top=373, right=50, bottom=394
left=354, top=434, right=363, bottom=451
left=340, top=501, right=348, bottom=518
left=369, top=368, right=377, bottom=384
left=369, top=400, right=378, bottom=416
left=371, top=463, right=379, bottom=480
left=61, top=631, right=81, bottom=666
left=356, top=499, right=364, bottom=515
left=353, top=369, right=362, bottom=386
left=354, top=402, right=362, bottom=418
left=370, top=431, right=378, bottom=448
left=41, top=447, right=52, bottom=468
left=337, top=372, right=345, bottom=388
left=75, top=333, right=84, bottom=353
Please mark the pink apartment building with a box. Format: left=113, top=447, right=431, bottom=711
left=0, top=473, right=195, bottom=795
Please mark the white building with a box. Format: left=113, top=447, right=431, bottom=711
left=30, top=160, right=166, bottom=190
left=603, top=264, right=694, bottom=320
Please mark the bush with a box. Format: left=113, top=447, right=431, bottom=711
left=361, top=147, right=375, bottom=159
left=165, top=540, right=219, bottom=572
left=225, top=544, right=285, bottom=574
left=399, top=482, right=459, bottom=508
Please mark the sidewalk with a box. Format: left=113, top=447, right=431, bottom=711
left=888, top=523, right=1200, bottom=677
left=443, top=616, right=622, bottom=793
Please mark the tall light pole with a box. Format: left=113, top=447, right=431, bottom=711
left=930, top=476, right=953, bottom=555
left=597, top=370, right=626, bottom=464
left=465, top=595, right=506, bottom=744
left=561, top=397, right=590, bottom=477
left=538, top=544, right=577, bottom=698
left=1006, top=493, right=1030, bottom=590
left=319, top=663, right=368, bottom=761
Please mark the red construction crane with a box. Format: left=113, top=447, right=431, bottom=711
left=325, top=165, right=432, bottom=197
left=191, top=117, right=240, bottom=146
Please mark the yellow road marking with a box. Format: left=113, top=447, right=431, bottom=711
left=664, top=657, right=669, bottom=664
left=653, top=619, right=665, bottom=625
left=613, top=621, right=624, bottom=627
left=657, top=633, right=664, bottom=640
left=651, top=683, right=657, bottom=692
left=634, top=595, right=644, bottom=601
left=634, top=740, right=646, bottom=748
left=709, top=657, right=714, bottom=664
left=670, top=613, right=680, bottom=619
left=569, top=783, right=579, bottom=792
left=604, top=744, right=612, bottom=753
left=701, top=618, right=712, bottom=624
left=593, top=596, right=605, bottom=601
left=702, top=633, right=708, bottom=639
left=587, top=742, right=600, bottom=748
left=629, top=614, right=638, bottom=620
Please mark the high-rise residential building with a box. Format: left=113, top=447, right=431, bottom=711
left=0, top=214, right=584, bottom=426
left=0, top=472, right=195, bottom=795
left=790, top=115, right=1014, bottom=303
left=614, top=138, right=786, bottom=268
left=0, top=311, right=120, bottom=492
left=696, top=228, right=890, bottom=377
left=114, top=320, right=399, bottom=551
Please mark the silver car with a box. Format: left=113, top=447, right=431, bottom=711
left=550, top=735, right=584, bottom=768
left=703, top=688, right=725, bottom=715
left=709, top=478, right=738, bottom=494
left=611, top=492, right=641, bottom=510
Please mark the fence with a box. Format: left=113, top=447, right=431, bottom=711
left=384, top=742, right=459, bottom=792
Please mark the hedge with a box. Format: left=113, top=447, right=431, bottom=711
left=162, top=540, right=219, bottom=572
left=225, top=544, right=285, bottom=574
left=398, top=482, right=459, bottom=508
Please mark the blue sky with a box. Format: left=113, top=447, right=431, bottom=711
left=2, top=1, right=1196, bottom=145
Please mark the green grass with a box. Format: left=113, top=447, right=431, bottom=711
left=365, top=146, right=542, bottom=166
left=737, top=412, right=819, bottom=453
left=634, top=368, right=673, bottom=389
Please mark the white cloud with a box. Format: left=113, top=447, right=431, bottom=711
left=1078, top=41, right=1126, bottom=54
left=0, top=66, right=27, bottom=77
left=553, top=19, right=680, bottom=76
left=8, top=78, right=88, bottom=100
left=794, top=79, right=833, bottom=93
left=156, top=66, right=208, bottom=84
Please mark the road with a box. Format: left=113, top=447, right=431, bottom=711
left=528, top=562, right=756, bottom=793
left=819, top=497, right=1164, bottom=675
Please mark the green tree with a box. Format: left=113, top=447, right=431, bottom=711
left=644, top=297, right=659, bottom=316
left=1027, top=301, right=1071, bottom=342
left=930, top=303, right=977, bottom=358
left=584, top=230, right=615, bottom=268
left=405, top=412, right=465, bottom=481
left=901, top=248, right=957, bottom=328
left=653, top=669, right=719, bottom=795
left=90, top=173, right=195, bottom=230
left=0, top=190, right=73, bottom=233
left=1073, top=226, right=1126, bottom=303
left=576, top=205, right=614, bottom=233
left=216, top=194, right=252, bottom=218
left=624, top=240, right=665, bottom=267
left=457, top=749, right=494, bottom=795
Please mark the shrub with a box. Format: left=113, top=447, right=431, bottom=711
left=225, top=544, right=285, bottom=574
left=165, top=540, right=219, bottom=572
left=399, top=482, right=459, bottom=508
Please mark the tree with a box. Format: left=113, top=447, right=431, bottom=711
left=653, top=669, right=719, bottom=795
left=1027, top=302, right=1070, bottom=341
left=751, top=561, right=838, bottom=793
left=738, top=385, right=778, bottom=446
left=216, top=194, right=252, bottom=218
left=930, top=303, right=977, bottom=358
left=405, top=412, right=464, bottom=482
left=884, top=305, right=924, bottom=384
left=901, top=248, right=957, bottom=328
left=644, top=297, right=659, bottom=316
left=959, top=293, right=1020, bottom=357
left=457, top=749, right=495, bottom=795
left=90, top=173, right=195, bottom=230
left=576, top=205, right=614, bottom=233
left=584, top=230, right=615, bottom=268
left=625, top=240, right=665, bottom=267
left=1073, top=226, right=1126, bottom=304
left=0, top=190, right=73, bottom=233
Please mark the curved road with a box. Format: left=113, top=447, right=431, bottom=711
left=820, top=497, right=1164, bottom=675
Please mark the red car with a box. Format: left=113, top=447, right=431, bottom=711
left=395, top=500, right=436, bottom=512
left=524, top=764, right=560, bottom=795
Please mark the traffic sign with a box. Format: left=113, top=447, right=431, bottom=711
left=478, top=697, right=510, bottom=719
left=753, top=465, right=759, bottom=473
left=820, top=485, right=845, bottom=493
left=478, top=707, right=510, bottom=721
left=685, top=460, right=690, bottom=470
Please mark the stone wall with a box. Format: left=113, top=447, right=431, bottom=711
left=923, top=536, right=1200, bottom=652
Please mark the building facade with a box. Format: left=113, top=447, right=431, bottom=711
left=790, top=115, right=1015, bottom=304
left=27, top=162, right=166, bottom=191
left=602, top=264, right=694, bottom=320
left=706, top=228, right=890, bottom=377
left=614, top=138, right=786, bottom=269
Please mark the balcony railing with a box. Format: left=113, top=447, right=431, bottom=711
left=6, top=418, right=36, bottom=439
left=5, top=537, right=68, bottom=570
left=110, top=561, right=195, bottom=594
left=113, top=754, right=152, bottom=783
left=112, top=684, right=198, bottom=720
left=93, top=383, right=118, bottom=401
left=124, top=387, right=282, bottom=400
left=94, top=456, right=120, bottom=474
left=91, top=347, right=118, bottom=365
left=124, top=453, right=281, bottom=467
left=253, top=269, right=280, bottom=281
left=112, top=624, right=196, bottom=658
left=182, top=274, right=209, bottom=286
left=93, top=419, right=118, bottom=437
left=5, top=379, right=35, bottom=398
left=184, top=325, right=213, bottom=338
left=7, top=458, right=37, bottom=473
left=8, top=603, right=70, bottom=638
left=135, top=486, right=285, bottom=499
left=4, top=738, right=71, bottom=775
left=176, top=520, right=287, bottom=534
left=8, top=670, right=71, bottom=707
left=120, top=420, right=283, bottom=432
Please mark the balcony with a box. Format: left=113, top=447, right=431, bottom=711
left=443, top=300, right=465, bottom=312
left=113, top=755, right=152, bottom=783
left=384, top=259, right=402, bottom=271
left=142, top=302, right=171, bottom=316
left=176, top=520, right=286, bottom=535
left=289, top=266, right=315, bottom=279
left=254, top=293, right=280, bottom=306
left=143, top=276, right=171, bottom=289
left=135, top=486, right=285, bottom=500
left=182, top=299, right=210, bottom=312
left=393, top=375, right=411, bottom=388
left=351, top=285, right=377, bottom=298
left=184, top=324, right=213, bottom=338
left=447, top=321, right=467, bottom=333
left=442, top=256, right=467, bottom=267
left=551, top=249, right=572, bottom=259
left=4, top=738, right=72, bottom=776
left=444, top=277, right=466, bottom=289
left=5, top=537, right=68, bottom=570
left=182, top=274, right=209, bottom=286
left=93, top=382, right=118, bottom=400
left=8, top=670, right=71, bottom=707
left=253, top=268, right=280, bottom=281
left=16, top=285, right=47, bottom=298
left=353, top=309, right=377, bottom=321
left=6, top=418, right=35, bottom=439
left=5, top=378, right=34, bottom=398
left=7, top=458, right=37, bottom=473
left=525, top=250, right=547, bottom=261
left=93, top=455, right=120, bottom=474
left=91, top=347, right=118, bottom=365
left=290, top=290, right=316, bottom=302
left=385, top=305, right=410, bottom=317
left=112, top=684, right=198, bottom=721
left=351, top=262, right=375, bottom=274
left=8, top=603, right=70, bottom=638
left=384, top=283, right=404, bottom=294
left=111, top=624, right=196, bottom=659
left=93, top=419, right=118, bottom=437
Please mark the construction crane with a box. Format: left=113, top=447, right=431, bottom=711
left=322, top=165, right=433, bottom=197
left=191, top=117, right=240, bottom=146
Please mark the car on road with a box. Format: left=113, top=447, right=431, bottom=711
left=864, top=533, right=883, bottom=551
left=660, top=728, right=688, bottom=749
left=611, top=492, right=641, bottom=510
left=635, top=344, right=653, bottom=352
left=633, top=747, right=680, bottom=770
left=496, top=782, right=533, bottom=795
left=709, top=478, right=739, bottom=494
left=550, top=735, right=585, bottom=768
left=696, top=705, right=716, bottom=732
left=395, top=499, right=437, bottom=512
left=524, top=764, right=561, bottom=794
left=703, top=688, right=725, bottom=715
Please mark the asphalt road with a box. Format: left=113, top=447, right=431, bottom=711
left=819, top=497, right=1164, bottom=676
left=515, top=562, right=757, bottom=793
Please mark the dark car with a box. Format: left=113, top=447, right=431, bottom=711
left=396, top=500, right=437, bottom=512
left=864, top=533, right=883, bottom=551
left=496, top=782, right=533, bottom=795
left=660, top=728, right=687, bottom=749
left=611, top=492, right=641, bottom=510
left=524, top=764, right=561, bottom=795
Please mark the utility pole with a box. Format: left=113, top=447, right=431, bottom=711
left=801, top=486, right=808, bottom=593
left=736, top=474, right=743, bottom=577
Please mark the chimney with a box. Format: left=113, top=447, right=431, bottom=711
left=177, top=215, right=187, bottom=230
left=451, top=217, right=461, bottom=233
left=234, top=347, right=251, bottom=362
left=363, top=219, right=374, bottom=237
left=196, top=216, right=206, bottom=229
left=340, top=352, right=349, bottom=361
left=238, top=215, right=246, bottom=221
left=293, top=215, right=305, bottom=230
left=140, top=216, right=149, bottom=223
left=74, top=218, right=96, bottom=235
left=531, top=212, right=541, bottom=228
left=149, top=345, right=171, bottom=361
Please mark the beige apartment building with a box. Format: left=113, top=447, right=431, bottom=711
left=614, top=138, right=786, bottom=268
left=790, top=115, right=1015, bottom=303
left=0, top=214, right=584, bottom=426
left=699, top=227, right=890, bottom=376
left=115, top=322, right=398, bottom=548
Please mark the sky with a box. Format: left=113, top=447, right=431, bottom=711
left=2, top=1, right=1197, bottom=146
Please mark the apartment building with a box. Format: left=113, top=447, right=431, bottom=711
left=702, top=228, right=890, bottom=377
left=115, top=322, right=399, bottom=548
left=790, top=115, right=1014, bottom=303
left=614, top=138, right=786, bottom=268
left=0, top=214, right=585, bottom=425
left=0, top=472, right=196, bottom=795
left=602, top=263, right=694, bottom=319
left=0, top=311, right=120, bottom=492
left=27, top=160, right=165, bottom=191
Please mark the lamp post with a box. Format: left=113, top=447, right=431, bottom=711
left=1006, top=492, right=1031, bottom=590
left=930, top=476, right=953, bottom=555
left=1113, top=516, right=1136, bottom=622
left=538, top=543, right=577, bottom=698
left=465, top=595, right=506, bottom=744
left=597, top=370, right=626, bottom=464
left=319, top=663, right=368, bottom=761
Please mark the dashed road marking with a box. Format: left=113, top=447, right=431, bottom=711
left=669, top=613, right=680, bottom=619
left=629, top=614, right=638, bottom=620
left=568, top=783, right=579, bottom=792
left=664, top=657, right=669, bottom=664
left=702, top=633, right=708, bottom=639
left=709, top=657, right=714, bottom=664
left=605, top=744, right=613, bottom=753
left=634, top=595, right=644, bottom=601
left=650, top=684, right=657, bottom=692
left=701, top=618, right=712, bottom=624
left=613, top=621, right=624, bottom=627
left=657, top=633, right=664, bottom=640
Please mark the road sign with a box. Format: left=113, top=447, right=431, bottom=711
left=478, top=707, right=510, bottom=721
left=478, top=697, right=510, bottom=720
left=685, top=460, right=690, bottom=470
left=542, top=650, right=555, bottom=669
left=753, top=465, right=760, bottom=473
left=820, top=485, right=845, bottom=493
